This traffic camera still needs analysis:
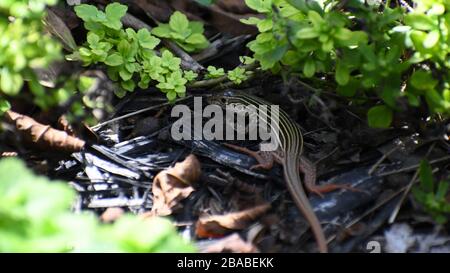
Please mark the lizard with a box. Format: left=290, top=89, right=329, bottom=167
left=208, top=90, right=354, bottom=253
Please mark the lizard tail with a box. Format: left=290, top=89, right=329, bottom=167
left=283, top=154, right=328, bottom=253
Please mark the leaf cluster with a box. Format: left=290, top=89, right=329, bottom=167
left=243, top=0, right=450, bottom=127
left=0, top=0, right=61, bottom=111
left=73, top=4, right=201, bottom=101
left=152, top=11, right=209, bottom=53
left=412, top=160, right=450, bottom=224
left=0, top=157, right=195, bottom=252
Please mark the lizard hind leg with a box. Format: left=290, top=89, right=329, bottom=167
left=223, top=143, right=275, bottom=171
left=299, top=156, right=362, bottom=197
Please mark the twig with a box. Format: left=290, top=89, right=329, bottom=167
left=368, top=146, right=399, bottom=175
left=376, top=155, right=450, bottom=177
left=388, top=142, right=437, bottom=223
left=90, top=96, right=191, bottom=130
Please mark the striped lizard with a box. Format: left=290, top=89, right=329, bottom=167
left=208, top=90, right=352, bottom=253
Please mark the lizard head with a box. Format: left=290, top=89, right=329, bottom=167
left=207, top=90, right=244, bottom=108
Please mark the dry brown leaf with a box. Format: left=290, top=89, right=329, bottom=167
left=100, top=207, right=125, bottom=223
left=44, top=8, right=77, bottom=51
left=201, top=233, right=259, bottom=253
left=4, top=110, right=85, bottom=153
left=150, top=154, right=201, bottom=216
left=196, top=203, right=271, bottom=238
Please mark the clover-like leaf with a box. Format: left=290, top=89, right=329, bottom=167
left=161, top=50, right=181, bottom=69
left=105, top=53, right=123, bottom=66
left=87, top=32, right=100, bottom=45
left=74, top=4, right=99, bottom=22
left=189, top=21, right=204, bottom=34
left=186, top=33, right=208, bottom=45
left=151, top=25, right=172, bottom=38
left=206, top=66, right=225, bottom=79
left=119, top=69, right=133, bottom=81
left=169, top=11, right=189, bottom=33
left=104, top=3, right=127, bottom=30
left=137, top=29, right=160, bottom=49
left=183, top=71, right=198, bottom=82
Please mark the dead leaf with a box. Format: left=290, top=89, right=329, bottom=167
left=100, top=207, right=125, bottom=223
left=44, top=8, right=77, bottom=52
left=196, top=203, right=271, bottom=238
left=201, top=233, right=259, bottom=253
left=3, top=110, right=85, bottom=153
left=150, top=154, right=201, bottom=216
left=166, top=153, right=201, bottom=184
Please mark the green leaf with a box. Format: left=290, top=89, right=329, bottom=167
left=87, top=32, right=100, bottom=45
left=104, top=3, right=127, bottom=30
left=166, top=91, right=177, bottom=101
left=410, top=70, right=437, bottom=90
left=245, top=0, right=272, bottom=13
left=286, top=0, right=323, bottom=14
left=121, top=80, right=135, bottom=91
left=183, top=70, right=198, bottom=82
left=186, top=33, right=208, bottom=45
left=0, top=99, right=11, bottom=115
left=257, top=19, right=273, bottom=32
left=367, top=105, right=393, bottom=128
left=308, top=11, right=324, bottom=28
left=117, top=40, right=131, bottom=57
left=151, top=25, right=172, bottom=38
left=105, top=53, right=123, bottom=66
left=119, top=69, right=133, bottom=81
left=206, top=66, right=225, bottom=78
left=74, top=4, right=99, bottom=22
left=436, top=181, right=449, bottom=200
left=335, top=62, right=349, bottom=85
left=0, top=68, right=23, bottom=95
left=240, top=17, right=261, bottom=25
left=78, top=76, right=95, bottom=93
left=189, top=21, right=204, bottom=34
left=105, top=3, right=128, bottom=20
left=405, top=13, right=435, bottom=31
left=114, top=88, right=127, bottom=98
left=423, top=30, right=440, bottom=49
left=303, top=59, right=315, bottom=78
left=169, top=11, right=189, bottom=33
left=296, top=27, right=319, bottom=39
left=161, top=50, right=181, bottom=69
left=259, top=44, right=288, bottom=70
left=136, top=29, right=160, bottom=49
